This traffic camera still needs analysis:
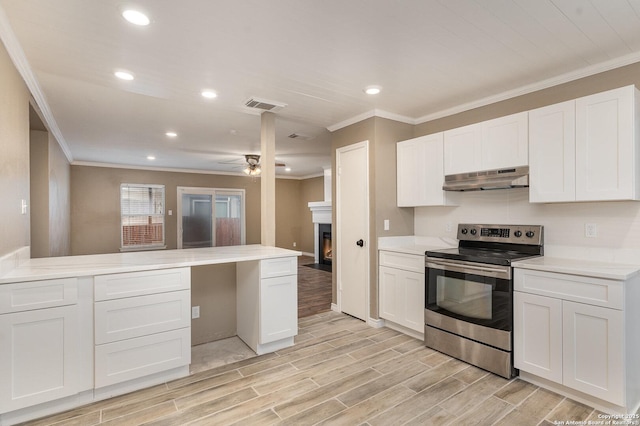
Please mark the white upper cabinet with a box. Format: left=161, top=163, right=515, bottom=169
left=397, top=133, right=455, bottom=207
left=529, top=100, right=576, bottom=203
left=529, top=85, right=640, bottom=203
left=481, top=112, right=529, bottom=170
left=443, top=123, right=482, bottom=175
left=444, top=112, right=528, bottom=175
left=575, top=85, right=640, bottom=201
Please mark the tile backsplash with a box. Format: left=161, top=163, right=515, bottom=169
left=414, top=188, right=640, bottom=264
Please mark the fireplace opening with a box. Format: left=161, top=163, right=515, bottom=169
left=317, top=223, right=332, bottom=271
left=322, top=232, right=332, bottom=264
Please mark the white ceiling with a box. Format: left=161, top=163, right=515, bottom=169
left=2, top=0, right=640, bottom=178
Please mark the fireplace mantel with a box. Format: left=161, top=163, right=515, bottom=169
left=308, top=201, right=332, bottom=225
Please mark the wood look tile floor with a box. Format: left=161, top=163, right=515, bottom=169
left=23, top=310, right=625, bottom=426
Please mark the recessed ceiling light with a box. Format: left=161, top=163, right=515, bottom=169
left=165, top=132, right=177, bottom=138
left=122, top=9, right=150, bottom=26
left=201, top=90, right=218, bottom=99
left=114, top=70, right=134, bottom=81
left=147, top=155, right=156, bottom=160
left=364, top=85, right=382, bottom=95
left=285, top=167, right=292, bottom=172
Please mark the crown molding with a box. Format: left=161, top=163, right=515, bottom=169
left=327, top=109, right=415, bottom=132
left=0, top=4, right=73, bottom=163
left=415, top=51, right=640, bottom=124
left=328, top=53, right=640, bottom=131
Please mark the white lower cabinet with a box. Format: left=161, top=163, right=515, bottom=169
left=0, top=278, right=84, bottom=414
left=0, top=305, right=80, bottom=413
left=379, top=251, right=424, bottom=334
left=514, top=268, right=633, bottom=409
left=237, top=257, right=298, bottom=354
left=562, top=300, right=624, bottom=404
left=513, top=291, right=562, bottom=383
left=93, top=268, right=191, bottom=389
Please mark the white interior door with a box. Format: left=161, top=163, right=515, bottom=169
left=336, top=141, right=369, bottom=321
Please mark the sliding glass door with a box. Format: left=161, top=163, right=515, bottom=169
left=177, top=187, right=245, bottom=249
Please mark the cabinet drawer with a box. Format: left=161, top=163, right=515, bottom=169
left=94, top=327, right=190, bottom=388
left=379, top=251, right=424, bottom=273
left=0, top=278, right=77, bottom=314
left=260, top=257, right=297, bottom=278
left=95, top=268, right=190, bottom=301
left=95, top=290, right=190, bottom=344
left=514, top=269, right=623, bottom=309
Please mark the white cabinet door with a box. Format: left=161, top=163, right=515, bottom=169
left=575, top=85, right=639, bottom=201
left=379, top=264, right=424, bottom=333
left=397, top=133, right=453, bottom=207
left=481, top=112, right=528, bottom=170
left=379, top=266, right=400, bottom=323
left=513, top=292, right=562, bottom=383
left=397, top=137, right=428, bottom=207
left=528, top=101, right=576, bottom=203
left=0, top=306, right=79, bottom=413
left=444, top=123, right=482, bottom=175
left=401, top=270, right=425, bottom=332
left=261, top=274, right=298, bottom=344
left=562, top=300, right=624, bottom=405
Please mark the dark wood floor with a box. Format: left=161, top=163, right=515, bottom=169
left=297, top=256, right=332, bottom=318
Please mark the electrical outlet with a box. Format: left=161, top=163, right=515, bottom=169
left=585, top=223, right=598, bottom=238
left=191, top=306, right=200, bottom=319
left=384, top=219, right=390, bottom=231
left=293, top=242, right=297, bottom=247
left=446, top=222, right=452, bottom=233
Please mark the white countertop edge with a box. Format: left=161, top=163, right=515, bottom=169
left=512, top=256, right=640, bottom=281
left=0, top=245, right=302, bottom=284
left=378, top=236, right=457, bottom=256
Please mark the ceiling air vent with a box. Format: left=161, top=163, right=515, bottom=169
left=288, top=133, right=313, bottom=140
left=244, top=97, right=287, bottom=113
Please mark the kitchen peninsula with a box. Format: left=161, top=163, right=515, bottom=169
left=0, top=245, right=300, bottom=426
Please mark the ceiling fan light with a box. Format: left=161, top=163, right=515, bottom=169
left=122, top=10, right=150, bottom=26
left=364, top=85, right=382, bottom=95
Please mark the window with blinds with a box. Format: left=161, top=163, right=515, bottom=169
left=120, top=183, right=166, bottom=250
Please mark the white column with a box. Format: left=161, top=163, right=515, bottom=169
left=260, top=112, right=276, bottom=246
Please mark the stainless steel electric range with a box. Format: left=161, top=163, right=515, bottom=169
left=424, top=224, right=543, bottom=378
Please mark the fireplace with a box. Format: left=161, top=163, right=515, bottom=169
left=319, top=224, right=332, bottom=266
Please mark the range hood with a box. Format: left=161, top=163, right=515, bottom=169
left=443, top=166, right=529, bottom=191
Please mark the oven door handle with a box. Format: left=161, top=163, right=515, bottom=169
left=425, top=259, right=511, bottom=280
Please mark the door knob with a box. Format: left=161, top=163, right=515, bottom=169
left=356, top=239, right=364, bottom=247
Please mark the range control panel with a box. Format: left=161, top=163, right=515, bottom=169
left=457, top=224, right=544, bottom=245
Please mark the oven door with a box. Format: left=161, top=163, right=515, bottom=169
left=425, top=258, right=512, bottom=345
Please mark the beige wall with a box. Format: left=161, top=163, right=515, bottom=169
left=30, top=129, right=71, bottom=258
left=330, top=117, right=414, bottom=319
left=70, top=165, right=263, bottom=255
left=275, top=179, right=302, bottom=251
left=0, top=41, right=30, bottom=258
left=299, top=176, right=324, bottom=254
left=70, top=165, right=319, bottom=256
left=48, top=131, right=71, bottom=256
left=191, top=264, right=237, bottom=345
left=29, top=130, right=49, bottom=258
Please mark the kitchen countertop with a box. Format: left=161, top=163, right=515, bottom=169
left=0, top=245, right=302, bottom=284
left=512, top=255, right=640, bottom=281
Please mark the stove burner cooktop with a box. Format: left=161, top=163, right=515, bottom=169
left=425, top=224, right=544, bottom=265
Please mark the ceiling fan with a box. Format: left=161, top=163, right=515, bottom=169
left=242, top=154, right=286, bottom=176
